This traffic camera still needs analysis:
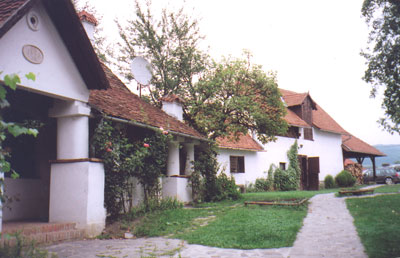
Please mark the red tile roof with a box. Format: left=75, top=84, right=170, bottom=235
left=77, top=10, right=98, bottom=26
left=285, top=109, right=310, bottom=128
left=280, top=89, right=346, bottom=134
left=312, top=104, right=348, bottom=135
left=0, top=0, right=26, bottom=25
left=217, top=134, right=264, bottom=151
left=342, top=134, right=385, bottom=157
left=89, top=64, right=205, bottom=140
left=160, top=94, right=184, bottom=104
left=281, top=89, right=309, bottom=107
left=344, top=158, right=356, bottom=166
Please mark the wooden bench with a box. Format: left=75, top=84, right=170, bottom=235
left=244, top=198, right=308, bottom=206
left=338, top=188, right=374, bottom=196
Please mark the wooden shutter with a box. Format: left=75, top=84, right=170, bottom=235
left=307, top=157, right=320, bottom=190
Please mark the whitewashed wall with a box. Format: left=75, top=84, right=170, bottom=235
left=217, top=128, right=344, bottom=185
left=217, top=149, right=265, bottom=186
left=0, top=3, right=89, bottom=102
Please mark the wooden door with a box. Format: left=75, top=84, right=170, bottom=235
left=298, top=155, right=308, bottom=190
left=307, top=157, right=320, bottom=190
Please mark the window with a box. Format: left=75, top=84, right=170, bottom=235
left=230, top=156, right=245, bottom=173
left=279, top=162, right=286, bottom=170
left=304, top=128, right=313, bottom=140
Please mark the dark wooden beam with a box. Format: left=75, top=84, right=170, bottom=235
left=371, top=156, right=376, bottom=180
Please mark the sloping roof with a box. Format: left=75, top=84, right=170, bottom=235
left=160, top=94, right=184, bottom=104
left=77, top=10, right=98, bottom=25
left=0, top=0, right=108, bottom=90
left=89, top=64, right=206, bottom=140
left=216, top=134, right=264, bottom=151
left=280, top=89, right=347, bottom=134
left=342, top=134, right=385, bottom=157
left=312, top=104, right=348, bottom=135
left=280, top=89, right=316, bottom=109
left=284, top=109, right=310, bottom=128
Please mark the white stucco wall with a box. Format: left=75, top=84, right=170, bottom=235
left=217, top=128, right=344, bottom=185
left=49, top=161, right=106, bottom=237
left=162, top=177, right=192, bottom=203
left=0, top=3, right=90, bottom=102
left=162, top=102, right=183, bottom=121
left=217, top=149, right=265, bottom=186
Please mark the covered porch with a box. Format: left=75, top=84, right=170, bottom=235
left=342, top=134, right=386, bottom=179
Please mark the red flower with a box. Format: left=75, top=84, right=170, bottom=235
left=106, top=148, right=112, bottom=152
left=162, top=130, right=168, bottom=135
left=143, top=143, right=150, bottom=148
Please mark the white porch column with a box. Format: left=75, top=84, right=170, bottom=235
left=49, top=100, right=90, bottom=159
left=167, top=141, right=180, bottom=176
left=48, top=100, right=106, bottom=237
left=183, top=143, right=195, bottom=176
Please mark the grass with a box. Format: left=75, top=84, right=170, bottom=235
left=346, top=194, right=400, bottom=258
left=176, top=205, right=307, bottom=249
left=132, top=188, right=341, bottom=249
left=373, top=184, right=400, bottom=193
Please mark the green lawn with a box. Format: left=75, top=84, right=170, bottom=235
left=373, top=184, right=400, bottom=193
left=346, top=194, right=400, bottom=258
left=133, top=188, right=339, bottom=249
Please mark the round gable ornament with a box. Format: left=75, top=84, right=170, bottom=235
left=22, top=45, right=44, bottom=64
left=26, top=11, right=39, bottom=31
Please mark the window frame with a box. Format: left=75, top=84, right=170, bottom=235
left=230, top=156, right=245, bottom=173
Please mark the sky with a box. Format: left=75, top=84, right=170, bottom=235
left=81, top=0, right=400, bottom=146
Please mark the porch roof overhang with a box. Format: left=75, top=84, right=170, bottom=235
left=0, top=0, right=109, bottom=91
left=341, top=134, right=385, bottom=160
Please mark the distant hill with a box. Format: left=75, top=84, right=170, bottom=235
left=359, top=144, right=400, bottom=167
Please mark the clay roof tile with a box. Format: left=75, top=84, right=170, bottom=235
left=89, top=64, right=205, bottom=140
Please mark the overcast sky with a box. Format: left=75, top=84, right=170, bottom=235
left=82, top=0, right=400, bottom=146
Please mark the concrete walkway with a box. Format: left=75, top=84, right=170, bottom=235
left=46, top=191, right=370, bottom=258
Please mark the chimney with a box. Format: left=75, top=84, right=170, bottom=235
left=161, top=94, right=184, bottom=121
left=78, top=10, right=98, bottom=44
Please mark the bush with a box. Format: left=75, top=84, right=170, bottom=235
left=324, top=174, right=336, bottom=189
left=191, top=143, right=241, bottom=202
left=213, top=172, right=241, bottom=201
left=335, top=170, right=356, bottom=187
left=254, top=178, right=272, bottom=192
left=274, top=167, right=297, bottom=191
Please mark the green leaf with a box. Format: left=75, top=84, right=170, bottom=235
left=11, top=170, right=20, bottom=179
left=0, top=85, right=6, bottom=100
left=1, top=160, right=10, bottom=173
left=7, top=124, right=28, bottom=137
left=25, top=72, right=36, bottom=81
left=3, top=74, right=20, bottom=90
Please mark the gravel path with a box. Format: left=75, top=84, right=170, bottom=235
left=46, top=190, right=372, bottom=258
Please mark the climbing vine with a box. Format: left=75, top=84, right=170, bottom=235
left=90, top=118, right=171, bottom=218
left=0, top=73, right=38, bottom=203
left=274, top=140, right=301, bottom=191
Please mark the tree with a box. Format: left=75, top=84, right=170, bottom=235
left=116, top=0, right=209, bottom=106
left=185, top=55, right=288, bottom=143
left=361, top=0, right=400, bottom=133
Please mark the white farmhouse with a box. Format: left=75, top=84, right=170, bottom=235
left=217, top=89, right=385, bottom=190
left=0, top=0, right=206, bottom=243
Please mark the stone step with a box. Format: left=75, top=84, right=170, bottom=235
left=1, top=222, right=84, bottom=245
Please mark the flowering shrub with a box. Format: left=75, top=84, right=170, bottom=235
left=190, top=143, right=240, bottom=202
left=91, top=119, right=171, bottom=218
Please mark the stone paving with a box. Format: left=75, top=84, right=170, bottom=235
left=46, top=187, right=378, bottom=258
